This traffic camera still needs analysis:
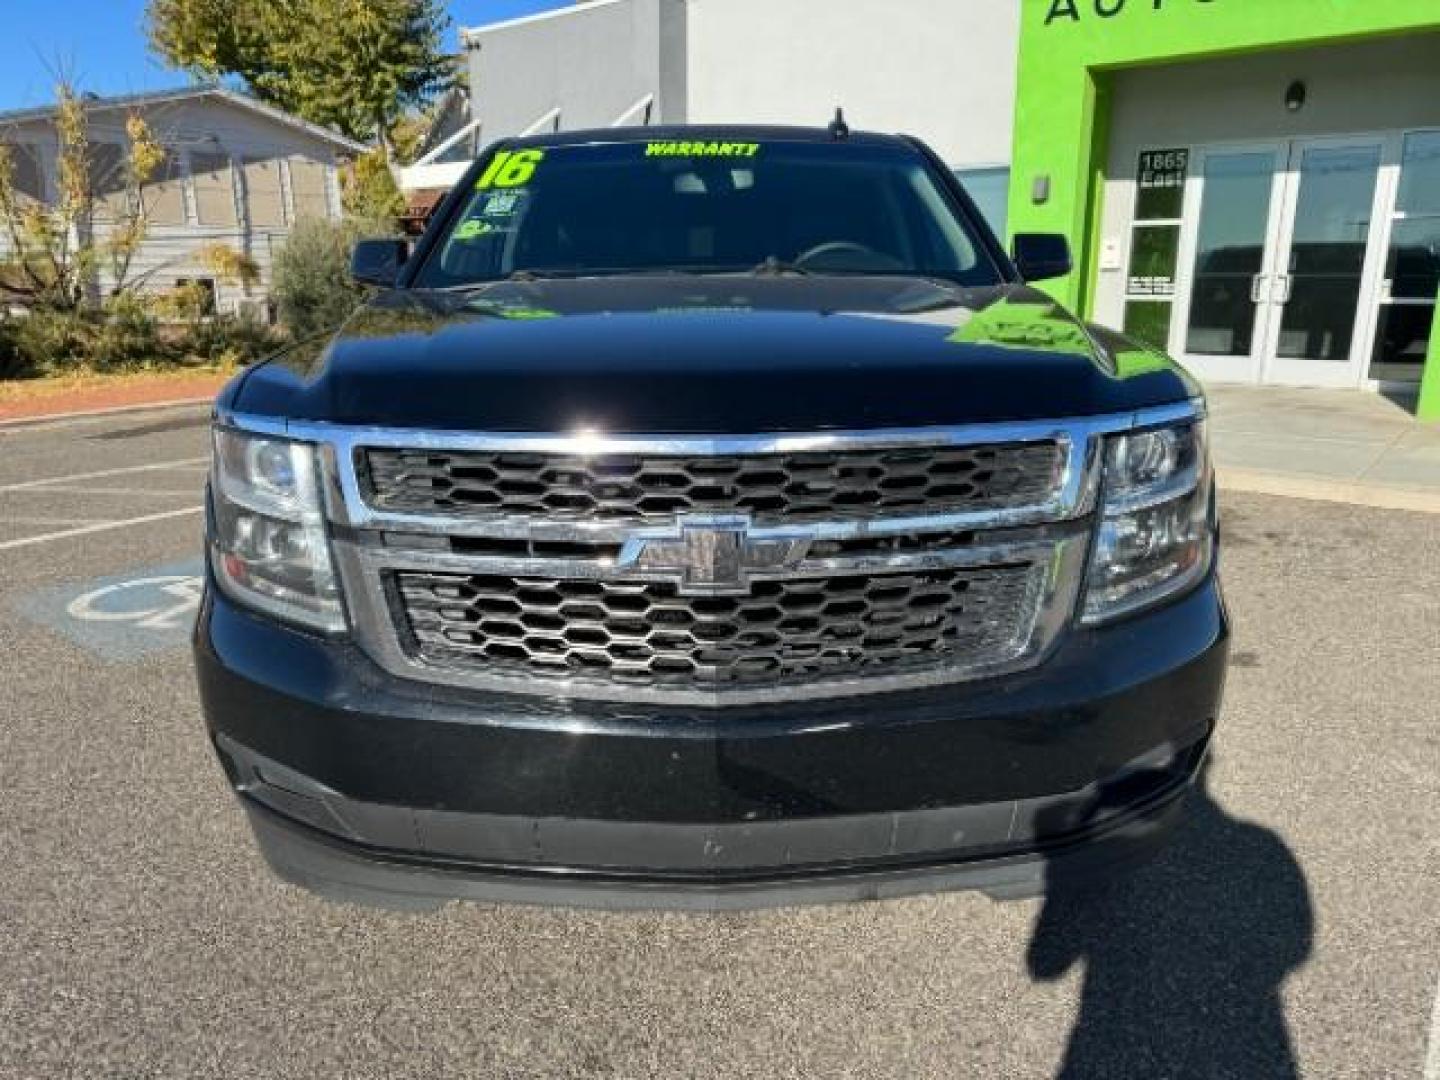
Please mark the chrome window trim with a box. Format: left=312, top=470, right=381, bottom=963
left=214, top=399, right=1204, bottom=707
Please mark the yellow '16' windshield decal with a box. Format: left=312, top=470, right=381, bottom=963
left=645, top=141, right=760, bottom=158
left=475, top=149, right=545, bottom=190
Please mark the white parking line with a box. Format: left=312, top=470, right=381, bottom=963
left=4, top=485, right=203, bottom=497
left=1424, top=970, right=1440, bottom=1080
left=0, top=507, right=203, bottom=552
left=3, top=516, right=122, bottom=526
left=0, top=457, right=209, bottom=494
left=0, top=397, right=214, bottom=432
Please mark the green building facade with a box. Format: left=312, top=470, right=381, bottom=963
left=1008, top=0, right=1440, bottom=418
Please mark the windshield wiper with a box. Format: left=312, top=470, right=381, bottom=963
left=750, top=256, right=811, bottom=277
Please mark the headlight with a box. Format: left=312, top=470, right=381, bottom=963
left=1082, top=415, right=1215, bottom=623
left=209, top=427, right=344, bottom=632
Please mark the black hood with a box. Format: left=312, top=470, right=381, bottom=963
left=229, top=277, right=1199, bottom=433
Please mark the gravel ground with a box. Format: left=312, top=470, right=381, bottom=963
left=0, top=407, right=1436, bottom=1079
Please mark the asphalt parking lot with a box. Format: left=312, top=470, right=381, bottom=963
left=0, top=404, right=1436, bottom=1079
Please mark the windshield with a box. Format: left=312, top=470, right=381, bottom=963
left=411, top=139, right=1004, bottom=289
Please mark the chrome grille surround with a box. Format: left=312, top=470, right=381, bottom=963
left=218, top=402, right=1203, bottom=708
left=360, top=440, right=1066, bottom=523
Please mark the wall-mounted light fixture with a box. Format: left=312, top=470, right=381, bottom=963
left=1285, top=80, right=1307, bottom=113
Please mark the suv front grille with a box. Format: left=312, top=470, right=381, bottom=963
left=310, top=418, right=1118, bottom=706
left=361, top=441, right=1065, bottom=523
left=394, top=565, right=1046, bottom=692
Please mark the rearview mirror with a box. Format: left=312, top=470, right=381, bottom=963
left=350, top=239, right=409, bottom=287
left=1012, top=233, right=1072, bottom=284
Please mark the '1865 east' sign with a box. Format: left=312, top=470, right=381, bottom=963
left=1046, top=0, right=1216, bottom=25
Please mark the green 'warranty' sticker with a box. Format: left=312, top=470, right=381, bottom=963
left=645, top=141, right=760, bottom=158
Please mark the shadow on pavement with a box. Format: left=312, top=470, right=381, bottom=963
left=1027, top=759, right=1313, bottom=1079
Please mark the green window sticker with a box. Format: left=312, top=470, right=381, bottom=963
left=476, top=149, right=545, bottom=190
left=452, top=219, right=495, bottom=242
left=644, top=141, right=760, bottom=159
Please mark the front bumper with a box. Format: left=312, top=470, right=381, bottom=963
left=195, top=572, right=1228, bottom=911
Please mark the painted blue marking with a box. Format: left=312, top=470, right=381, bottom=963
left=15, top=557, right=206, bottom=660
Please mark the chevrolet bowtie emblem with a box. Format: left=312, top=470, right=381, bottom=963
left=617, top=516, right=812, bottom=595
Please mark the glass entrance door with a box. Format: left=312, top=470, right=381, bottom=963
left=1371, top=131, right=1440, bottom=385
left=1172, top=146, right=1285, bottom=383
left=1170, top=137, right=1391, bottom=388
left=1262, top=138, right=1387, bottom=387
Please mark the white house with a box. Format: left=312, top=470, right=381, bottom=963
left=0, top=86, right=365, bottom=317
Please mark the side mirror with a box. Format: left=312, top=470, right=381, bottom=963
left=1011, top=233, right=1072, bottom=284
left=350, top=239, right=409, bottom=287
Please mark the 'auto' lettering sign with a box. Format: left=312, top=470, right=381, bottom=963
left=1045, top=0, right=1216, bottom=26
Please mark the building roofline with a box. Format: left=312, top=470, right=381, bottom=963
left=0, top=85, right=367, bottom=153
left=460, top=0, right=624, bottom=43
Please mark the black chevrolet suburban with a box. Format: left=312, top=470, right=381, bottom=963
left=194, top=126, right=1228, bottom=911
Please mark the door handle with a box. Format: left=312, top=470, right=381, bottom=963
left=1250, top=274, right=1269, bottom=303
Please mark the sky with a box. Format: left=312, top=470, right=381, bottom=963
left=0, top=0, right=573, bottom=109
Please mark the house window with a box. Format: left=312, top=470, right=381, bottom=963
left=954, top=166, right=1011, bottom=240
left=243, top=157, right=286, bottom=228
left=175, top=277, right=218, bottom=316
left=288, top=157, right=332, bottom=221
left=87, top=142, right=129, bottom=220
left=191, top=151, right=237, bottom=227
left=143, top=148, right=187, bottom=226
left=1, top=143, right=44, bottom=202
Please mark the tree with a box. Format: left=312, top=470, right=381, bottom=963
left=340, top=147, right=406, bottom=224
left=0, top=85, right=166, bottom=309
left=272, top=215, right=389, bottom=338
left=146, top=0, right=453, bottom=149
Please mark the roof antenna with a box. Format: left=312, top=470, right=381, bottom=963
left=828, top=107, right=850, bottom=141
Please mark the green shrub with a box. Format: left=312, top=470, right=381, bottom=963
left=273, top=215, right=393, bottom=340
left=173, top=312, right=287, bottom=368
left=341, top=149, right=406, bottom=224
left=7, top=298, right=165, bottom=374
left=0, top=316, right=32, bottom=379
left=0, top=298, right=287, bottom=379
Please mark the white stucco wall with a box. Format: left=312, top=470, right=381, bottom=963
left=464, top=0, right=673, bottom=140
left=683, top=0, right=1020, bottom=168
left=460, top=0, right=1020, bottom=170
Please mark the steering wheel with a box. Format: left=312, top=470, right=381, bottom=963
left=792, top=240, right=904, bottom=273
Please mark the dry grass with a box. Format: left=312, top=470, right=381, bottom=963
left=0, top=364, right=239, bottom=407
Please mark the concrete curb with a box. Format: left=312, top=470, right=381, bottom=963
left=0, top=396, right=215, bottom=431
left=1218, top=466, right=1440, bottom=515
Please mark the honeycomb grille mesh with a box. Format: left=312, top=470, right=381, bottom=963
left=394, top=566, right=1044, bottom=692
left=362, top=442, right=1064, bottom=523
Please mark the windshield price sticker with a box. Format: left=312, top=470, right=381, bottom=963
left=482, top=192, right=524, bottom=218
left=645, top=141, right=760, bottom=158
left=476, top=149, right=545, bottom=190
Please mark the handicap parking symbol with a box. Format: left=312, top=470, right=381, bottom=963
left=15, top=557, right=206, bottom=660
